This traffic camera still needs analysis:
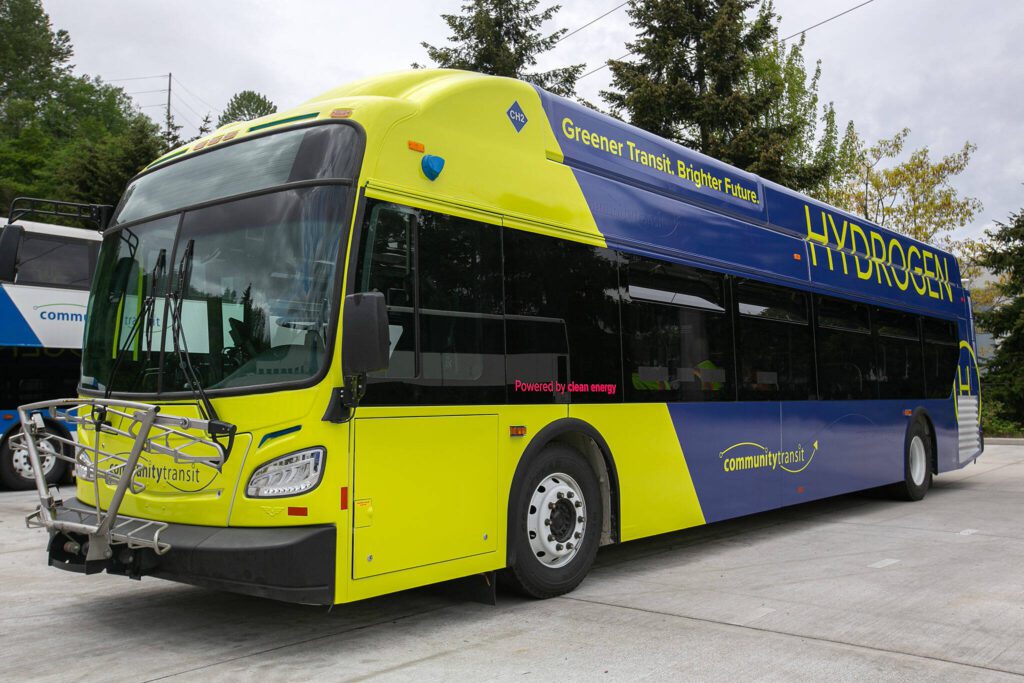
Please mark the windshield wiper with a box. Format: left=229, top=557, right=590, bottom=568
left=167, top=239, right=236, bottom=457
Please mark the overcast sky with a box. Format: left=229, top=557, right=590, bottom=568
left=45, top=0, right=1023, bottom=240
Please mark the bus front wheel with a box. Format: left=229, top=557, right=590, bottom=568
left=504, top=444, right=603, bottom=599
left=893, top=420, right=932, bottom=501
left=0, top=427, right=67, bottom=490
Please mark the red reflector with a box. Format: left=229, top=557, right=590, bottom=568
left=340, top=487, right=348, bottom=511
left=903, top=409, right=913, bottom=416
left=793, top=253, right=802, bottom=261
left=287, top=506, right=308, bottom=517
left=510, top=425, right=527, bottom=437
left=2, top=414, right=12, bottom=420
left=408, top=140, right=425, bottom=153
left=796, top=486, right=805, bottom=494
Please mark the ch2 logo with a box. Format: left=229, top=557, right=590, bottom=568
left=506, top=101, right=528, bottom=133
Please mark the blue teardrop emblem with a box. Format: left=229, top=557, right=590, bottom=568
left=421, top=154, right=445, bottom=181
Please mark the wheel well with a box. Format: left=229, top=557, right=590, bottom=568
left=509, top=419, right=620, bottom=550
left=910, top=408, right=938, bottom=475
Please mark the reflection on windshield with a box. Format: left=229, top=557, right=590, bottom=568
left=82, top=186, right=350, bottom=394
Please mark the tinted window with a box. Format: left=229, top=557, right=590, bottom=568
left=624, top=257, right=733, bottom=402
left=736, top=280, right=813, bottom=400
left=815, top=296, right=875, bottom=400
left=874, top=307, right=925, bottom=399
left=15, top=233, right=97, bottom=288
left=357, top=201, right=505, bottom=405
left=505, top=230, right=622, bottom=403
left=922, top=317, right=958, bottom=399
left=115, top=124, right=362, bottom=225
left=0, top=347, right=81, bottom=406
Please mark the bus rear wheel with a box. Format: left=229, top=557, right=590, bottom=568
left=892, top=420, right=932, bottom=501
left=0, top=427, right=67, bottom=490
left=504, top=444, right=602, bottom=599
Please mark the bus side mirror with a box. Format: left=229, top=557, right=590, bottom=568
left=342, top=292, right=390, bottom=376
left=0, top=224, right=24, bottom=283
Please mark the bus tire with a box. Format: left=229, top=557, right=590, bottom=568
left=503, top=444, right=602, bottom=599
left=893, top=420, right=932, bottom=501
left=0, top=427, right=67, bottom=490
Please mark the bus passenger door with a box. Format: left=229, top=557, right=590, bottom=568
left=351, top=414, right=498, bottom=579
left=349, top=200, right=506, bottom=580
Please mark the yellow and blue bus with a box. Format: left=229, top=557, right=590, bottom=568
left=22, top=70, right=982, bottom=604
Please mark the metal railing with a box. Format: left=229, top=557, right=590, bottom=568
left=17, top=398, right=226, bottom=562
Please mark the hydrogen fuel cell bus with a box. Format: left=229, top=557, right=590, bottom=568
left=21, top=70, right=982, bottom=605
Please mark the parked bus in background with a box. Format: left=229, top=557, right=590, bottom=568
left=19, top=71, right=982, bottom=605
left=1, top=205, right=103, bottom=489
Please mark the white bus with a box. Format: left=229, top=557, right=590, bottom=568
left=0, top=204, right=104, bottom=489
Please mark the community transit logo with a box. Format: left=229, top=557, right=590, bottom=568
left=720, top=440, right=820, bottom=474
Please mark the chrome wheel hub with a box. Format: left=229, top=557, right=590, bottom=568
left=12, top=433, right=57, bottom=480
left=527, top=472, right=586, bottom=569
left=909, top=435, right=927, bottom=486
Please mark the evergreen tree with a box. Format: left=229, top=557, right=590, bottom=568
left=217, top=90, right=277, bottom=127
left=602, top=1, right=775, bottom=161
left=975, top=207, right=1024, bottom=430
left=418, top=0, right=584, bottom=97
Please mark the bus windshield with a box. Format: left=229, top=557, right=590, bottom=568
left=82, top=124, right=361, bottom=395
left=82, top=186, right=351, bottom=395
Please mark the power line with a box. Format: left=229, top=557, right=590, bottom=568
left=108, top=74, right=166, bottom=83
left=172, top=76, right=220, bottom=114
left=557, top=2, right=628, bottom=44
left=782, top=0, right=876, bottom=42
left=578, top=52, right=628, bottom=81
left=125, top=89, right=167, bottom=96
left=172, top=91, right=207, bottom=121
left=578, top=0, right=880, bottom=82
left=170, top=103, right=198, bottom=131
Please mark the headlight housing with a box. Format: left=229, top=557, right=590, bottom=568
left=246, top=447, right=325, bottom=498
left=74, top=451, right=95, bottom=482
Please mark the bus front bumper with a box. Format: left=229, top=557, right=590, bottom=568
left=48, top=499, right=335, bottom=605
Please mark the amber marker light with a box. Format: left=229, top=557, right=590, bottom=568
left=408, top=140, right=425, bottom=153
left=793, top=253, right=802, bottom=261
left=330, top=108, right=353, bottom=119
left=510, top=426, right=527, bottom=437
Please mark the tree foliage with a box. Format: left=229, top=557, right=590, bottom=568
left=601, top=0, right=853, bottom=193
left=822, top=127, right=983, bottom=278
left=417, top=0, right=584, bottom=97
left=975, top=207, right=1024, bottom=430
left=0, top=0, right=164, bottom=212
left=217, top=90, right=277, bottom=128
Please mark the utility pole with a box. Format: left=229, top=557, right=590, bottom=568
left=166, top=72, right=172, bottom=141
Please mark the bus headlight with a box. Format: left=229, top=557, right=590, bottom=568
left=75, top=452, right=95, bottom=482
left=246, top=447, right=325, bottom=498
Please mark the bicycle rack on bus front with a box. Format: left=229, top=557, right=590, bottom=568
left=16, top=398, right=225, bottom=568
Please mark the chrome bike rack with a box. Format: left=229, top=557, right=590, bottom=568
left=17, top=398, right=225, bottom=564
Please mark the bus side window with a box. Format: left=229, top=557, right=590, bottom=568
left=14, top=233, right=95, bottom=289
left=735, top=279, right=814, bottom=401
left=356, top=200, right=505, bottom=405
left=922, top=317, right=958, bottom=398
left=357, top=203, right=418, bottom=382
left=623, top=256, right=733, bottom=403
left=874, top=307, right=926, bottom=399
left=815, top=295, right=875, bottom=400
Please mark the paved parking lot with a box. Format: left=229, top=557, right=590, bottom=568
left=2, top=443, right=1023, bottom=681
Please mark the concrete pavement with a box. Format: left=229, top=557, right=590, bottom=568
left=1, top=444, right=1022, bottom=681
